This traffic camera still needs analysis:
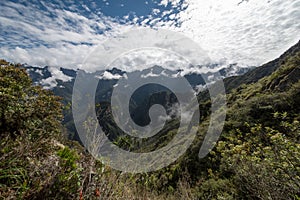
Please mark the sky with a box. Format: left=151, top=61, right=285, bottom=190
left=0, top=0, right=299, bottom=72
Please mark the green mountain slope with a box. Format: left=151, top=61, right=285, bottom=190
left=0, top=40, right=299, bottom=199
left=89, top=40, right=300, bottom=199
left=224, top=40, right=300, bottom=93
left=190, top=40, right=300, bottom=199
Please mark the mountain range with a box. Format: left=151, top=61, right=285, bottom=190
left=22, top=40, right=300, bottom=143
left=23, top=61, right=253, bottom=140
left=1, top=39, right=299, bottom=199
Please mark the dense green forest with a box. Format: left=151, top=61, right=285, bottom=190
left=0, top=40, right=299, bottom=199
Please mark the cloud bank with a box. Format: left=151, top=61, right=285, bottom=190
left=0, top=0, right=299, bottom=73
left=174, top=0, right=300, bottom=65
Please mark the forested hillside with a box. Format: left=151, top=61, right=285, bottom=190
left=0, top=40, right=299, bottom=199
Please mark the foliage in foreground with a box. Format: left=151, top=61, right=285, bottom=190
left=0, top=62, right=195, bottom=200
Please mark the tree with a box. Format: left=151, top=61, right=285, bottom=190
left=0, top=63, right=63, bottom=139
left=0, top=62, right=64, bottom=198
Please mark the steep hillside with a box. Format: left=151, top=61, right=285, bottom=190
left=224, top=40, right=300, bottom=92
left=0, top=40, right=299, bottom=199
left=189, top=41, right=300, bottom=199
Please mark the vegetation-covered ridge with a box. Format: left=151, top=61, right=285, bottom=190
left=0, top=40, right=300, bottom=199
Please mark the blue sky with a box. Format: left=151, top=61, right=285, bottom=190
left=0, top=0, right=183, bottom=48
left=0, top=0, right=299, bottom=71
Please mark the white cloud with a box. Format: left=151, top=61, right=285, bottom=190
left=48, top=67, right=73, bottom=82
left=105, top=48, right=192, bottom=72
left=0, top=1, right=130, bottom=69
left=26, top=68, right=43, bottom=76
left=40, top=77, right=58, bottom=90
left=96, top=71, right=123, bottom=80
left=1, top=44, right=92, bottom=68
left=0, top=0, right=299, bottom=77
left=159, top=0, right=169, bottom=7
left=194, top=84, right=207, bottom=93
left=141, top=71, right=160, bottom=78
left=207, top=74, right=215, bottom=82
left=173, top=0, right=300, bottom=66
left=39, top=66, right=73, bottom=89
left=152, top=8, right=161, bottom=15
